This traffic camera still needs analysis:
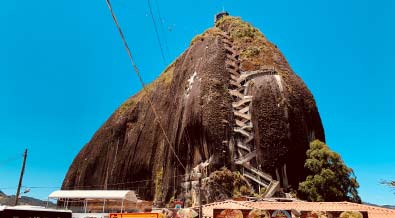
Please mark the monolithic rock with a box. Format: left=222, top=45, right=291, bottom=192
left=62, top=16, right=325, bottom=202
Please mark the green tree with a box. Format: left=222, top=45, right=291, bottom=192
left=298, top=140, right=361, bottom=202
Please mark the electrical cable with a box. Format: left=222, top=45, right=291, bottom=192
left=153, top=0, right=171, bottom=58
left=0, top=187, right=17, bottom=190
left=1, top=174, right=184, bottom=190
left=104, top=0, right=186, bottom=171
left=98, top=1, right=235, bottom=199
left=147, top=0, right=167, bottom=65
left=0, top=154, right=22, bottom=167
left=60, top=172, right=189, bottom=190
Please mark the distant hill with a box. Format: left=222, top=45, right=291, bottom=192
left=0, top=190, right=56, bottom=207
left=382, top=205, right=395, bottom=209
left=363, top=201, right=395, bottom=210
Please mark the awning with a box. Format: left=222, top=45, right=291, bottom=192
left=48, top=190, right=138, bottom=202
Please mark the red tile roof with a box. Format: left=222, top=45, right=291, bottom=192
left=202, top=200, right=395, bottom=218
left=202, top=200, right=253, bottom=218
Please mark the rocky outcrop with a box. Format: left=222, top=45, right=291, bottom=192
left=62, top=16, right=325, bottom=202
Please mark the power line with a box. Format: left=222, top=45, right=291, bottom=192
left=153, top=0, right=171, bottom=58
left=102, top=1, right=235, bottom=200
left=0, top=187, right=18, bottom=190
left=22, top=186, right=60, bottom=189
left=104, top=0, right=186, bottom=171
left=147, top=0, right=167, bottom=65
left=0, top=154, right=22, bottom=167
left=4, top=172, right=233, bottom=200
left=1, top=174, right=189, bottom=190
left=69, top=174, right=188, bottom=189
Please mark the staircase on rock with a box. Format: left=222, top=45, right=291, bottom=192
left=220, top=31, right=280, bottom=197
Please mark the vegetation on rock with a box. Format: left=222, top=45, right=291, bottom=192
left=153, top=166, right=164, bottom=203
left=117, top=62, right=175, bottom=116
left=298, top=140, right=361, bottom=202
left=202, top=168, right=253, bottom=202
left=190, top=27, right=223, bottom=46
left=215, top=16, right=278, bottom=72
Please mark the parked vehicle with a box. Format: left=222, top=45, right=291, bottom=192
left=0, top=205, right=72, bottom=218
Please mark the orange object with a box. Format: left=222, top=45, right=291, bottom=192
left=110, top=212, right=159, bottom=218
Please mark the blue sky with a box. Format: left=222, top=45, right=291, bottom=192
left=0, top=0, right=394, bottom=205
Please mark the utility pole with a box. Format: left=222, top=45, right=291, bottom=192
left=15, top=149, right=27, bottom=206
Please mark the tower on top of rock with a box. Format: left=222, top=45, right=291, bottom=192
left=214, top=11, right=229, bottom=23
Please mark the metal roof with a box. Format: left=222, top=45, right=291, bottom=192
left=48, top=190, right=138, bottom=202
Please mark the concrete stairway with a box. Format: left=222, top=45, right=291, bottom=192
left=220, top=31, right=280, bottom=198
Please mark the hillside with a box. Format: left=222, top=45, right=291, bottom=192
left=0, top=190, right=55, bottom=207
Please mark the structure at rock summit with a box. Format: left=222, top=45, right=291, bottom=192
left=62, top=15, right=325, bottom=203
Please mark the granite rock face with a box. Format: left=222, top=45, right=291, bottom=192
left=62, top=16, right=325, bottom=202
